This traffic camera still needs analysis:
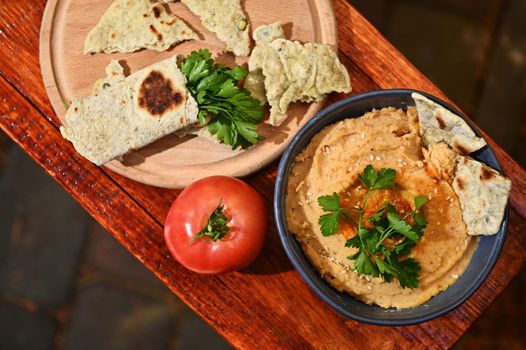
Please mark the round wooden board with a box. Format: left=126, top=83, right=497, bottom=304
left=40, top=0, right=337, bottom=188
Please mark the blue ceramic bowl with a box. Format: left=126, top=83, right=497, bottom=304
left=274, top=89, right=509, bottom=325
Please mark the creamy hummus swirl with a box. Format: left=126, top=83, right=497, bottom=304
left=286, top=107, right=477, bottom=308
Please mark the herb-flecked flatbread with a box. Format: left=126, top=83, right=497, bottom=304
left=84, top=0, right=198, bottom=54
left=247, top=23, right=351, bottom=126
left=60, top=56, right=199, bottom=165
left=181, top=0, right=251, bottom=56
left=412, top=93, right=487, bottom=155
left=452, top=156, right=511, bottom=236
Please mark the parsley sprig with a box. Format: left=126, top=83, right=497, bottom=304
left=318, top=165, right=429, bottom=289
left=179, top=49, right=265, bottom=150
left=192, top=201, right=230, bottom=243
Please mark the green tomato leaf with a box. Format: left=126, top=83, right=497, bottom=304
left=192, top=201, right=230, bottom=243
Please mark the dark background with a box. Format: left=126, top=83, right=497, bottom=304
left=1, top=0, right=525, bottom=349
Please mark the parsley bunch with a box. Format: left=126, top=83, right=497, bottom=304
left=179, top=49, right=265, bottom=149
left=318, top=165, right=429, bottom=289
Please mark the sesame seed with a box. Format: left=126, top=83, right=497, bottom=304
left=433, top=187, right=438, bottom=194
left=369, top=155, right=374, bottom=161
left=295, top=181, right=305, bottom=193
left=375, top=156, right=381, bottom=161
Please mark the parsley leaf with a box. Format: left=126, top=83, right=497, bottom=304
left=179, top=49, right=265, bottom=150
left=394, top=257, right=421, bottom=289
left=317, top=193, right=344, bottom=236
left=358, top=165, right=397, bottom=190
left=354, top=251, right=379, bottom=277
left=414, top=195, right=429, bottom=210
left=319, top=213, right=341, bottom=236
left=318, top=165, right=430, bottom=289
left=387, top=212, right=419, bottom=241
left=318, top=192, right=341, bottom=211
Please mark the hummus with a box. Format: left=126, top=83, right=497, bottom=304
left=285, top=107, right=477, bottom=309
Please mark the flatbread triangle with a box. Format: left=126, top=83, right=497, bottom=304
left=84, top=0, right=198, bottom=54
left=61, top=56, right=199, bottom=165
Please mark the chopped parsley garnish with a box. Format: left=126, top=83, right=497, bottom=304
left=179, top=49, right=265, bottom=150
left=318, top=165, right=429, bottom=289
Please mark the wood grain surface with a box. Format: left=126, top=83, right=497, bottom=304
left=39, top=0, right=337, bottom=188
left=1, top=0, right=526, bottom=349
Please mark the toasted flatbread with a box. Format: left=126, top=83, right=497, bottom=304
left=84, top=0, right=198, bottom=54
left=60, top=56, right=199, bottom=165
left=452, top=156, right=511, bottom=236
left=247, top=23, right=351, bottom=126
left=412, top=93, right=487, bottom=154
left=181, top=0, right=251, bottom=56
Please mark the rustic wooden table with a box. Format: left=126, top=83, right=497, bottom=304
left=1, top=1, right=526, bottom=348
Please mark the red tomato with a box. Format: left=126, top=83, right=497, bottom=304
left=164, top=176, right=268, bottom=274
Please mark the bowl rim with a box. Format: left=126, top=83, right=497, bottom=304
left=273, top=88, right=509, bottom=326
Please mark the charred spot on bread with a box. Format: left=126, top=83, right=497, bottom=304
left=152, top=6, right=161, bottom=18
left=456, top=177, right=466, bottom=191
left=436, top=114, right=447, bottom=130
left=138, top=70, right=184, bottom=116
left=149, top=25, right=163, bottom=41
left=453, top=142, right=470, bottom=156
left=480, top=166, right=496, bottom=181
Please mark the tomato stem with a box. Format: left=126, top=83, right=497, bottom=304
left=192, top=200, right=230, bottom=243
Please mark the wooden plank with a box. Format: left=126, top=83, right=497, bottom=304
left=0, top=75, right=438, bottom=349
left=0, top=0, right=525, bottom=349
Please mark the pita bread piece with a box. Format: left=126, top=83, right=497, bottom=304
left=61, top=56, right=199, bottom=165
left=247, top=23, right=351, bottom=126
left=181, top=0, right=251, bottom=56
left=412, top=93, right=487, bottom=154
left=452, top=156, right=511, bottom=236
left=84, top=0, right=198, bottom=54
